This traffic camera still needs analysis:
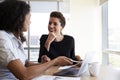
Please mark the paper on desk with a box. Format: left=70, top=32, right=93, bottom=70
left=32, top=75, right=80, bottom=80
left=59, top=63, right=81, bottom=70
left=59, top=65, right=73, bottom=70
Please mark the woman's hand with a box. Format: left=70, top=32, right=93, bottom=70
left=75, top=55, right=82, bottom=61
left=41, top=55, right=51, bottom=63
left=53, top=56, right=73, bottom=66
left=45, top=32, right=56, bottom=51
left=47, top=32, right=56, bottom=43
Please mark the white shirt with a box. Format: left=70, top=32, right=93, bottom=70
left=0, top=30, right=27, bottom=80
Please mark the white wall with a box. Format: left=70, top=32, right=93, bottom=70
left=63, top=0, right=102, bottom=60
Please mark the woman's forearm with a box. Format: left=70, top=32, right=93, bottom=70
left=7, top=59, right=57, bottom=80
left=25, top=59, right=56, bottom=79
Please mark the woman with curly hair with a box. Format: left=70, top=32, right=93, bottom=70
left=0, top=0, right=73, bottom=80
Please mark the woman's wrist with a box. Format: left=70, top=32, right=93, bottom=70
left=50, top=58, right=58, bottom=66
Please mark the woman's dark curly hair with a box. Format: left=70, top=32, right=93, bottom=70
left=0, top=0, right=30, bottom=43
left=50, top=11, right=66, bottom=27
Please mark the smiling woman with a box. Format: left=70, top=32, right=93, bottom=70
left=23, top=0, right=101, bottom=63
left=23, top=0, right=71, bottom=61
left=38, top=11, right=82, bottom=63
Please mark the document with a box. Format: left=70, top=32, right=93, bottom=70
left=59, top=61, right=81, bottom=70
left=59, top=65, right=74, bottom=70
left=32, top=75, right=80, bottom=80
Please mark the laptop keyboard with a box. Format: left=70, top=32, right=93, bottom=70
left=54, top=67, right=80, bottom=76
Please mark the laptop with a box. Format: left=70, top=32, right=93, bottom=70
left=53, top=52, right=94, bottom=77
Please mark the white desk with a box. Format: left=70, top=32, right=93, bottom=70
left=32, top=65, right=120, bottom=80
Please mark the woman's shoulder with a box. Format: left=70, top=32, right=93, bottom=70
left=0, top=30, right=7, bottom=36
left=63, top=35, right=74, bottom=43
left=41, top=34, right=48, bottom=37
left=0, top=30, right=11, bottom=39
left=40, top=34, right=48, bottom=40
left=0, top=30, right=14, bottom=48
left=64, top=35, right=74, bottom=40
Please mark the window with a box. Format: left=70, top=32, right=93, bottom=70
left=108, top=0, right=120, bottom=50
left=108, top=0, right=120, bottom=67
left=102, top=0, right=120, bottom=67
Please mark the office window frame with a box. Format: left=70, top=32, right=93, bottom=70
left=102, top=2, right=109, bottom=65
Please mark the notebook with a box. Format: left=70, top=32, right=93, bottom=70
left=53, top=52, right=94, bottom=77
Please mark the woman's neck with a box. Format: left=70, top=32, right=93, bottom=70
left=55, top=34, right=64, bottom=42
